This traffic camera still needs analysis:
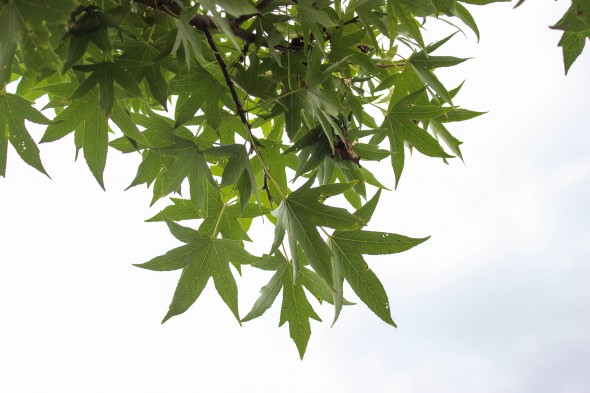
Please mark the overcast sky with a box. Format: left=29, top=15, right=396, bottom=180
left=1, top=2, right=589, bottom=392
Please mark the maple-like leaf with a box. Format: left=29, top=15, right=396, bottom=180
left=41, top=91, right=109, bottom=189
left=71, top=61, right=142, bottom=114
left=0, top=94, right=51, bottom=176
left=0, top=0, right=78, bottom=86
left=271, top=180, right=366, bottom=286
left=197, top=183, right=260, bottom=241
left=242, top=253, right=321, bottom=359
left=118, top=42, right=170, bottom=108
left=329, top=190, right=428, bottom=325
left=135, top=219, right=258, bottom=323
left=558, top=31, right=589, bottom=74
left=170, top=64, right=232, bottom=130
left=408, top=35, right=465, bottom=105
left=381, top=88, right=453, bottom=187
left=2, top=0, right=580, bottom=360
left=151, top=137, right=216, bottom=212
left=204, top=144, right=259, bottom=211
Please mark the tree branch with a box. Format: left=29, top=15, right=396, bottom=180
left=203, top=27, right=277, bottom=204
left=133, top=0, right=293, bottom=53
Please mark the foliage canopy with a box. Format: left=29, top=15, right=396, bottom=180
left=0, top=0, right=587, bottom=358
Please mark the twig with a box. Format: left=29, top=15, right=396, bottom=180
left=203, top=27, right=277, bottom=204
left=376, top=61, right=407, bottom=69
left=134, top=0, right=294, bottom=53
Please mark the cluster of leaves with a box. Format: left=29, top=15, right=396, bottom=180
left=516, top=0, right=590, bottom=74
left=554, top=0, right=590, bottom=74
left=0, top=0, right=585, bottom=358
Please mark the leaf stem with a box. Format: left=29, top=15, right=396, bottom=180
left=212, top=183, right=237, bottom=238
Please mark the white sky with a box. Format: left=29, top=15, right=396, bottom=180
left=1, top=2, right=589, bottom=392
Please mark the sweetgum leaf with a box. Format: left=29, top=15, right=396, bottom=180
left=558, top=31, right=588, bottom=74
left=329, top=190, right=427, bottom=325
left=272, top=182, right=364, bottom=286
left=152, top=138, right=216, bottom=211
left=137, top=222, right=258, bottom=323
left=0, top=0, right=78, bottom=86
left=382, top=90, right=453, bottom=187
left=0, top=94, right=50, bottom=176
left=279, top=262, right=321, bottom=359
left=242, top=264, right=286, bottom=322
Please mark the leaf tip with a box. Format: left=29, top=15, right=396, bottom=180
left=161, top=312, right=173, bottom=324
left=132, top=262, right=151, bottom=270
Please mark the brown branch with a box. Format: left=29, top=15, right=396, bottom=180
left=203, top=27, right=274, bottom=205
left=203, top=28, right=251, bottom=143
left=134, top=0, right=254, bottom=41
left=134, top=0, right=293, bottom=53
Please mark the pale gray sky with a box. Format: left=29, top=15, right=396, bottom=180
left=1, top=2, right=589, bottom=392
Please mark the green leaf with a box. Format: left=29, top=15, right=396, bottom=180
left=1, top=0, right=575, bottom=359
left=127, top=150, right=171, bottom=189
left=173, top=11, right=206, bottom=69
left=353, top=143, right=390, bottom=161
left=330, top=227, right=427, bottom=326
left=551, top=4, right=590, bottom=33
left=438, top=108, right=486, bottom=122
left=329, top=190, right=427, bottom=326
left=197, top=182, right=259, bottom=241
left=200, top=0, right=243, bottom=50
left=82, top=97, right=109, bottom=189
left=279, top=262, right=321, bottom=359
left=146, top=198, right=204, bottom=222
left=388, top=0, right=425, bottom=48
left=171, top=65, right=230, bottom=129
left=0, top=0, right=78, bottom=87
left=72, top=62, right=142, bottom=114
left=331, top=231, right=429, bottom=256
left=242, top=263, right=287, bottom=322
left=272, top=182, right=365, bottom=286
left=0, top=4, right=18, bottom=88
left=382, top=91, right=453, bottom=187
left=162, top=237, right=257, bottom=323
left=216, top=0, right=258, bottom=17
left=43, top=87, right=108, bottom=187
left=558, top=31, right=588, bottom=74
left=162, top=215, right=201, bottom=244
left=0, top=94, right=50, bottom=176
left=152, top=138, right=216, bottom=211
left=0, top=124, right=7, bottom=177
left=41, top=92, right=96, bottom=143
left=204, top=144, right=259, bottom=209
left=243, top=253, right=322, bottom=358
left=134, top=243, right=197, bottom=272
left=330, top=239, right=396, bottom=326
left=137, top=221, right=258, bottom=322
left=117, top=42, right=169, bottom=108
left=299, top=266, right=354, bottom=306
left=453, top=3, right=480, bottom=41
left=430, top=119, right=464, bottom=161
left=110, top=103, right=153, bottom=148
